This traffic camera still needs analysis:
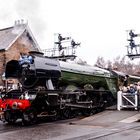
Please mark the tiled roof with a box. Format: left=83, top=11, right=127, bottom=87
left=0, top=24, right=26, bottom=50
left=0, top=23, right=40, bottom=51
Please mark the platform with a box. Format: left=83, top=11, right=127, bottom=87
left=0, top=109, right=140, bottom=140
left=66, top=110, right=140, bottom=140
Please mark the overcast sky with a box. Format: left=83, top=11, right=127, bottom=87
left=0, top=0, right=140, bottom=65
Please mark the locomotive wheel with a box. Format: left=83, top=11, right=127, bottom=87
left=50, top=110, right=60, bottom=121
left=61, top=108, right=72, bottom=119
left=22, top=108, right=37, bottom=125
left=89, top=108, right=97, bottom=115
left=64, top=85, right=79, bottom=91
left=84, top=84, right=94, bottom=90
left=81, top=109, right=90, bottom=116
left=82, top=108, right=96, bottom=117
left=4, top=111, right=16, bottom=124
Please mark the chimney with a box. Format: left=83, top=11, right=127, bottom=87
left=14, top=19, right=28, bottom=26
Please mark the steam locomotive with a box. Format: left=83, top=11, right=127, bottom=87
left=0, top=51, right=140, bottom=124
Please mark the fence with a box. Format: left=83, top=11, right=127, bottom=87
left=117, top=91, right=140, bottom=111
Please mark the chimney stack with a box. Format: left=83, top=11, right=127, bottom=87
left=14, top=19, right=28, bottom=26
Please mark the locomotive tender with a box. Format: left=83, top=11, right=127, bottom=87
left=0, top=51, right=140, bottom=124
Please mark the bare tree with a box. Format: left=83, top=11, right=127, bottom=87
left=95, top=55, right=140, bottom=76
left=94, top=56, right=106, bottom=68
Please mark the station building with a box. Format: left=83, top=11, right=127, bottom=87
left=0, top=20, right=41, bottom=87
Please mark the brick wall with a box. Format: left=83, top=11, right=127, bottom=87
left=0, top=51, right=6, bottom=84
left=0, top=32, right=39, bottom=86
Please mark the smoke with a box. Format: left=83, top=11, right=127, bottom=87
left=15, top=0, right=47, bottom=47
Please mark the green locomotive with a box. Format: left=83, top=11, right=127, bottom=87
left=1, top=51, right=140, bottom=124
